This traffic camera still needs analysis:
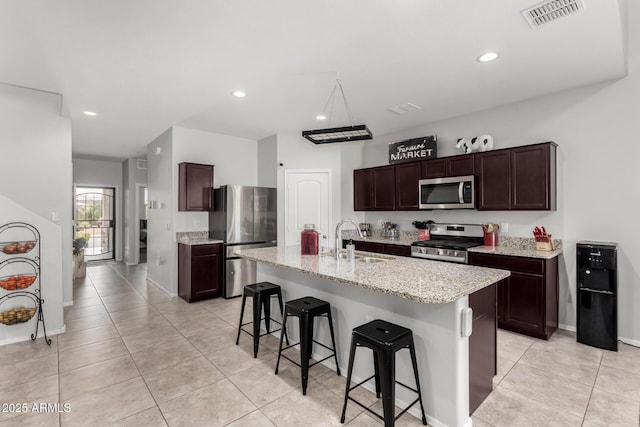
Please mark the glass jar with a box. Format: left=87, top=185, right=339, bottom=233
left=301, top=224, right=319, bottom=255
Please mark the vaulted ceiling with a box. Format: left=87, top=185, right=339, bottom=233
left=0, top=0, right=627, bottom=159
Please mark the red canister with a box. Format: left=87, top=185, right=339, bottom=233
left=301, top=224, right=319, bottom=255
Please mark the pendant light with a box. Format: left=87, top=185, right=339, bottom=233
left=302, top=78, right=372, bottom=144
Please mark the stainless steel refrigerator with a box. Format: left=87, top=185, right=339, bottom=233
left=209, top=185, right=277, bottom=298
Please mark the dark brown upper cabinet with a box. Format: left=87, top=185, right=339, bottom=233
left=421, top=158, right=447, bottom=178
left=395, top=162, right=421, bottom=210
left=511, top=143, right=557, bottom=210
left=354, top=166, right=395, bottom=211
left=476, top=142, right=557, bottom=211
left=475, top=150, right=511, bottom=210
left=421, top=155, right=475, bottom=179
left=178, top=162, right=214, bottom=211
left=446, top=154, right=475, bottom=176
left=354, top=142, right=556, bottom=212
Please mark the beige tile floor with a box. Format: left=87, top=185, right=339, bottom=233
left=1, top=262, right=639, bottom=427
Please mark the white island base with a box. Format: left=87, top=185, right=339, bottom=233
left=256, top=263, right=472, bottom=427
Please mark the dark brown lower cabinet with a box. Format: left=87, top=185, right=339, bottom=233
left=469, top=252, right=558, bottom=340
left=347, top=240, right=412, bottom=257
left=469, top=282, right=498, bottom=414
left=178, top=243, right=222, bottom=302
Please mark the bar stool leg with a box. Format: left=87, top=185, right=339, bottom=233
left=326, top=309, right=340, bottom=376
left=378, top=349, right=396, bottom=427
left=252, top=293, right=262, bottom=358
left=275, top=310, right=288, bottom=375
left=299, top=312, right=314, bottom=395
left=263, top=295, right=272, bottom=334
left=409, top=339, right=428, bottom=425
left=373, top=352, right=381, bottom=398
left=235, top=293, right=247, bottom=345
left=340, top=338, right=358, bottom=423
left=276, top=290, right=289, bottom=345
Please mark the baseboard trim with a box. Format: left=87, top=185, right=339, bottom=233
left=620, top=337, right=640, bottom=347
left=0, top=326, right=66, bottom=347
left=558, top=323, right=576, bottom=332
left=558, top=324, right=639, bottom=348
left=147, top=277, right=177, bottom=297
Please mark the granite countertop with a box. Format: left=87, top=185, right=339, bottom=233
left=176, top=231, right=223, bottom=246
left=467, top=240, right=563, bottom=259
left=342, top=230, right=563, bottom=260
left=235, top=246, right=510, bottom=304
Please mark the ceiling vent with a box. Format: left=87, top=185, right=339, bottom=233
left=521, top=0, right=584, bottom=28
left=388, top=103, right=422, bottom=115
left=137, top=159, right=147, bottom=170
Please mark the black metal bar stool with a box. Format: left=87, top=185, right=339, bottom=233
left=340, top=319, right=427, bottom=427
left=236, top=282, right=288, bottom=358
left=275, top=296, right=340, bottom=395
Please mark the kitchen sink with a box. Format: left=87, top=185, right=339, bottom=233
left=320, top=251, right=393, bottom=262
left=356, top=257, right=386, bottom=263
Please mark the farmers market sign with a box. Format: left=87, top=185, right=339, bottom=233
left=388, top=136, right=437, bottom=164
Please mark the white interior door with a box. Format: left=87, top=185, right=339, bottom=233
left=284, top=170, right=330, bottom=248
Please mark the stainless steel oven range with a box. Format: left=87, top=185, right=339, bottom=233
left=410, top=223, right=483, bottom=264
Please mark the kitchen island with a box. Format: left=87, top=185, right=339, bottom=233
left=236, top=246, right=510, bottom=427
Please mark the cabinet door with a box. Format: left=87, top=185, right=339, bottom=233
left=447, top=155, right=475, bottom=176
left=421, top=158, right=446, bottom=178
left=395, top=163, right=420, bottom=210
left=383, top=244, right=411, bottom=257
left=511, top=144, right=555, bottom=210
left=353, top=169, right=374, bottom=211
left=469, top=283, right=497, bottom=413
left=191, top=252, right=221, bottom=300
left=179, top=163, right=214, bottom=211
left=475, top=150, right=511, bottom=210
left=502, top=272, right=545, bottom=338
left=373, top=166, right=396, bottom=210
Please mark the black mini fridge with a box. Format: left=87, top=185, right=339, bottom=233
left=576, top=242, right=618, bottom=351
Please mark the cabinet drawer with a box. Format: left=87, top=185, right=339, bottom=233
left=384, top=244, right=411, bottom=257
left=192, top=244, right=222, bottom=256
left=469, top=253, right=544, bottom=274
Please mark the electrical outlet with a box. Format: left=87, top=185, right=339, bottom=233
left=500, top=222, right=509, bottom=233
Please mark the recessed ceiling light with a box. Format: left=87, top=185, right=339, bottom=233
left=477, top=52, right=500, bottom=63
left=232, top=91, right=247, bottom=98
left=316, top=115, right=326, bottom=121
left=83, top=111, right=97, bottom=116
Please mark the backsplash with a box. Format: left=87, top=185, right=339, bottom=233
left=176, top=231, right=210, bottom=243
left=341, top=229, right=562, bottom=250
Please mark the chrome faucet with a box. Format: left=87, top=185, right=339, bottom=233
left=335, top=219, right=364, bottom=259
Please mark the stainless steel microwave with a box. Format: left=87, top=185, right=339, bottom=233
left=419, top=175, right=475, bottom=209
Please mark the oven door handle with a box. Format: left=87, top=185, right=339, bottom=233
left=458, top=182, right=464, bottom=204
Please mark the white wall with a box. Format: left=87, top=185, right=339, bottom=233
left=72, top=158, right=124, bottom=263
left=172, top=126, right=258, bottom=233
left=146, top=126, right=258, bottom=295
left=0, top=83, right=71, bottom=338
left=257, top=134, right=278, bottom=187
left=122, top=158, right=147, bottom=264
left=146, top=128, right=174, bottom=294
left=274, top=133, right=367, bottom=248
left=352, top=3, right=640, bottom=343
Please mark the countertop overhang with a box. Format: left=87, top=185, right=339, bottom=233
left=235, top=246, right=510, bottom=304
